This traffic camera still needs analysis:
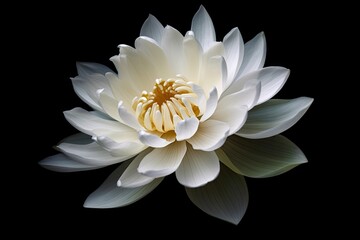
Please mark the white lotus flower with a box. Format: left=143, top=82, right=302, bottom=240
left=40, top=6, right=313, bottom=224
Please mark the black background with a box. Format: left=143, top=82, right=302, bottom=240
left=11, top=0, right=348, bottom=237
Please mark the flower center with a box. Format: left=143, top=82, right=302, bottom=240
left=132, top=77, right=200, bottom=133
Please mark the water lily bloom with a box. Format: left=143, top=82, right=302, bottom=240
left=40, top=6, right=313, bottom=224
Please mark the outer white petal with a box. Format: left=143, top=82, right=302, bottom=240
left=138, top=141, right=186, bottom=178
left=140, top=14, right=164, bottom=44
left=175, top=117, right=199, bottom=141
left=95, top=136, right=147, bottom=157
left=98, top=89, right=121, bottom=122
left=138, top=131, right=174, bottom=148
left=59, top=132, right=92, bottom=144
left=218, top=79, right=261, bottom=110
left=118, top=148, right=154, bottom=188
left=235, top=32, right=266, bottom=79
left=186, top=163, right=248, bottom=225
left=255, top=67, right=290, bottom=105
left=76, top=62, right=113, bottom=76
left=191, top=5, right=216, bottom=51
left=84, top=161, right=163, bottom=208
left=223, top=27, right=244, bottom=89
left=39, top=154, right=103, bottom=172
left=64, top=107, right=136, bottom=138
left=161, top=26, right=184, bottom=75
left=57, top=142, right=131, bottom=166
left=221, top=135, right=308, bottom=178
left=176, top=145, right=220, bottom=188
left=187, top=120, right=229, bottom=151
left=71, top=78, right=103, bottom=112
left=237, top=97, right=313, bottom=139
left=211, top=104, right=248, bottom=135
left=223, top=67, right=289, bottom=100
left=71, top=62, right=114, bottom=111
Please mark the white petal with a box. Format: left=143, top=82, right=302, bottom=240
left=161, top=26, right=184, bottom=75
left=98, top=90, right=121, bottom=122
left=39, top=154, right=102, bottom=172
left=95, top=136, right=147, bottom=157
left=237, top=97, right=313, bottom=139
left=199, top=56, right=224, bottom=96
left=221, top=135, right=308, bottom=178
left=118, top=44, right=158, bottom=95
left=211, top=104, right=248, bottom=135
left=108, top=56, right=141, bottom=108
left=191, top=5, right=216, bottom=51
left=134, top=36, right=171, bottom=79
left=186, top=163, right=248, bottom=225
left=118, top=149, right=154, bottom=188
left=188, top=83, right=206, bottom=115
left=175, top=117, right=199, bottom=141
left=218, top=79, right=261, bottom=110
left=76, top=62, right=113, bottom=76
left=223, top=27, right=244, bottom=89
left=84, top=161, right=163, bottom=208
left=200, top=87, right=218, bottom=122
left=204, top=41, right=225, bottom=57
left=223, top=67, right=288, bottom=100
left=72, top=62, right=114, bottom=111
left=57, top=141, right=131, bottom=166
left=118, top=101, right=142, bottom=130
left=138, top=141, right=186, bottom=178
left=255, top=67, right=290, bottom=105
left=187, top=120, right=229, bottom=151
left=235, top=32, right=266, bottom=79
left=182, top=35, right=202, bottom=82
left=140, top=14, right=164, bottom=44
left=176, top=145, right=220, bottom=188
left=64, top=107, right=135, bottom=137
left=59, top=132, right=92, bottom=144
left=138, top=130, right=174, bottom=148
left=71, top=78, right=103, bottom=112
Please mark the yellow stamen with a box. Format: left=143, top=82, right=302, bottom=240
left=132, top=77, right=200, bottom=133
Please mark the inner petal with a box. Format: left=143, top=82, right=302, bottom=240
left=132, top=77, right=201, bottom=135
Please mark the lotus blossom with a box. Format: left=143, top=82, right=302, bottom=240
left=40, top=6, right=313, bottom=224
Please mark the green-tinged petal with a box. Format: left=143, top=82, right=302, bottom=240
left=84, top=161, right=163, bottom=208
left=186, top=163, right=248, bottom=225
left=39, top=154, right=103, bottom=172
left=215, top=148, right=241, bottom=174
left=57, top=141, right=132, bottom=167
left=237, top=97, right=313, bottom=139
left=221, top=135, right=307, bottom=178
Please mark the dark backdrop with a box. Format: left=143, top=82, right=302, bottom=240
left=12, top=0, right=346, bottom=237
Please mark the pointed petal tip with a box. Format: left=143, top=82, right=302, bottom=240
left=117, top=179, right=122, bottom=187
